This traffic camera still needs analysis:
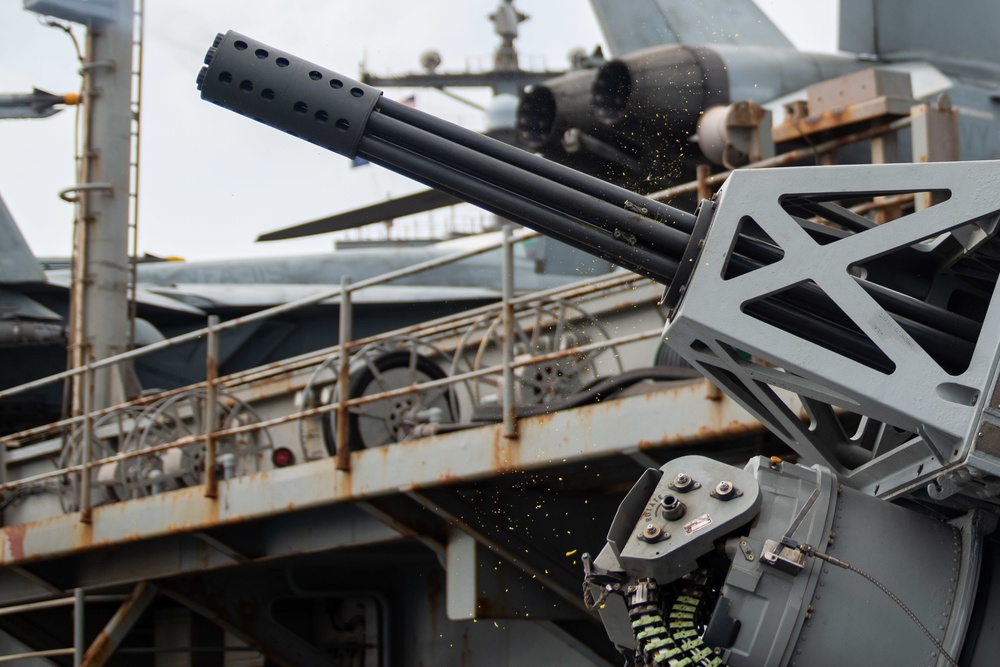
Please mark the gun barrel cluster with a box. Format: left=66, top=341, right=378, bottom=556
left=198, top=31, right=981, bottom=373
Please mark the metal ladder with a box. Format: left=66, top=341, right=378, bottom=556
left=126, top=0, right=145, bottom=351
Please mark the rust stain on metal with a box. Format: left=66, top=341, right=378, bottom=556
left=338, top=466, right=354, bottom=502
left=163, top=489, right=221, bottom=535
left=533, top=411, right=555, bottom=427
left=698, top=418, right=761, bottom=440
left=4, top=524, right=26, bottom=561
left=492, top=430, right=521, bottom=474
left=0, top=509, right=152, bottom=562
left=0, top=453, right=361, bottom=565
left=0, top=383, right=777, bottom=567
left=636, top=415, right=764, bottom=451
left=71, top=518, right=96, bottom=555
left=82, top=629, right=112, bottom=665
left=773, top=96, right=911, bottom=143
left=437, top=472, right=463, bottom=486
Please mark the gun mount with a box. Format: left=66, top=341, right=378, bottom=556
left=198, top=31, right=1000, bottom=667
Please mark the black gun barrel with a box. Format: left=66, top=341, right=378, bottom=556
left=196, top=31, right=979, bottom=372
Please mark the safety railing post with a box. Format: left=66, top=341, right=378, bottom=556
left=501, top=224, right=518, bottom=439
left=204, top=315, right=220, bottom=498
left=79, top=361, right=94, bottom=523
left=73, top=587, right=84, bottom=666
left=336, top=276, right=353, bottom=471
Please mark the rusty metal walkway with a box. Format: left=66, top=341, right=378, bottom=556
left=0, top=252, right=782, bottom=665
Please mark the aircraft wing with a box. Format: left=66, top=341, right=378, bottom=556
left=589, top=0, right=792, bottom=56
left=257, top=189, right=462, bottom=242
left=44, top=275, right=207, bottom=315
left=142, top=283, right=503, bottom=308
left=840, top=0, right=1000, bottom=78
left=0, top=194, right=45, bottom=283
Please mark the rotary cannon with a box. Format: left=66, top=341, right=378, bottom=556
left=196, top=31, right=1000, bottom=666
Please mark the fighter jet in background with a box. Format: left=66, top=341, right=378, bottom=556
left=519, top=0, right=1000, bottom=190
left=274, top=0, right=1000, bottom=240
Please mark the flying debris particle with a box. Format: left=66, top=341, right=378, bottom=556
left=566, top=549, right=578, bottom=557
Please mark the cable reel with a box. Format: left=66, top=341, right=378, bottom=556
left=320, top=337, right=457, bottom=452
left=449, top=297, right=624, bottom=411
left=116, top=389, right=272, bottom=498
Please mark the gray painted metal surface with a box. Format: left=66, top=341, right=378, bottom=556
left=712, top=45, right=866, bottom=108
left=592, top=455, right=990, bottom=666
left=666, top=160, right=1000, bottom=499
left=588, top=0, right=791, bottom=56
left=723, top=458, right=972, bottom=666
left=609, top=455, right=762, bottom=582
left=0, top=195, right=44, bottom=284
left=0, top=382, right=766, bottom=570
left=64, top=0, right=134, bottom=408
left=840, top=0, right=1000, bottom=80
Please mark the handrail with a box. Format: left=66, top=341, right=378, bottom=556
left=0, top=108, right=915, bottom=513
left=0, top=327, right=664, bottom=493
left=0, top=227, right=538, bottom=405
left=0, top=270, right=646, bottom=449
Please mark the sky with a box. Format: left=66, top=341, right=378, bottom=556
left=0, top=0, right=838, bottom=262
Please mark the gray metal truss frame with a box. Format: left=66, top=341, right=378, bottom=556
left=666, top=161, right=1000, bottom=498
